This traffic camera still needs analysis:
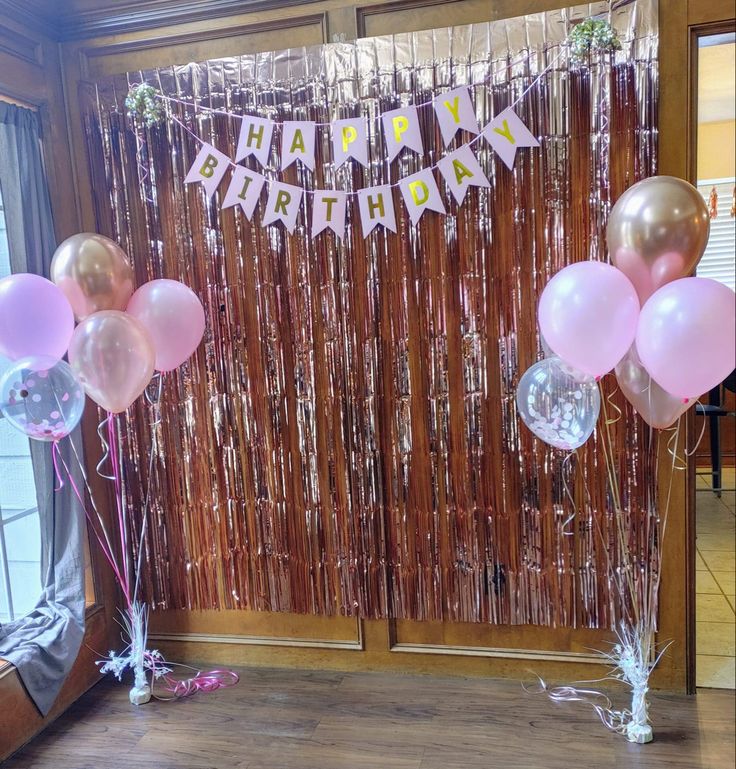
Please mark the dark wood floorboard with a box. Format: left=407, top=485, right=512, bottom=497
left=4, top=667, right=734, bottom=769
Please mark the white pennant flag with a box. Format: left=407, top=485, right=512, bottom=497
left=382, top=106, right=423, bottom=162
left=262, top=181, right=303, bottom=234
left=281, top=121, right=316, bottom=171
left=399, top=169, right=445, bottom=225
left=235, top=115, right=274, bottom=167
left=482, top=107, right=539, bottom=170
left=357, top=185, right=397, bottom=237
left=184, top=143, right=230, bottom=198
left=221, top=166, right=265, bottom=220
left=432, top=87, right=480, bottom=146
left=436, top=145, right=490, bottom=204
left=312, top=190, right=347, bottom=240
left=331, top=118, right=369, bottom=168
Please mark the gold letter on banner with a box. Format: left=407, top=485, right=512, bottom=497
left=436, top=145, right=490, bottom=204
left=184, top=143, right=230, bottom=198
left=281, top=121, right=316, bottom=171
left=482, top=107, right=539, bottom=170
left=332, top=118, right=369, bottom=168
left=399, top=169, right=445, bottom=225
left=382, top=106, right=423, bottom=162
left=235, top=115, right=274, bottom=167
left=357, top=185, right=397, bottom=237
left=312, top=190, right=348, bottom=240
left=221, top=165, right=266, bottom=219
left=262, top=181, right=303, bottom=233
left=432, top=87, right=480, bottom=146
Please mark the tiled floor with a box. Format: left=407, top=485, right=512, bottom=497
left=696, top=466, right=736, bottom=689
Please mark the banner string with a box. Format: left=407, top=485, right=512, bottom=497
left=149, top=44, right=565, bottom=128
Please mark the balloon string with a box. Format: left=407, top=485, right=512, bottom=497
left=144, top=649, right=239, bottom=700
left=67, top=431, right=120, bottom=579
left=160, top=669, right=240, bottom=698
left=598, top=382, right=640, bottom=627
left=524, top=675, right=630, bottom=734
left=684, top=400, right=707, bottom=458
left=663, top=406, right=704, bottom=471
left=107, top=412, right=131, bottom=598
left=96, top=416, right=116, bottom=479
left=604, top=385, right=623, bottom=426
left=133, top=372, right=163, bottom=605
left=52, top=441, right=64, bottom=491
left=56, top=444, right=132, bottom=608
left=560, top=450, right=578, bottom=535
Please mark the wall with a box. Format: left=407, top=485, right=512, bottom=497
left=0, top=8, right=122, bottom=760
left=698, top=120, right=736, bottom=179
left=0, top=0, right=732, bottom=706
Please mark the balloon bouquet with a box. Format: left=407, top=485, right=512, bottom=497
left=518, top=176, right=736, bottom=743
left=0, top=233, right=235, bottom=704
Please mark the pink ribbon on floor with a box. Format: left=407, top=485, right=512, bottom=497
left=161, top=669, right=240, bottom=698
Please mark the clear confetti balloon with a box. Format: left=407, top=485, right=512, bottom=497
left=516, top=357, right=600, bottom=450
left=0, top=356, right=86, bottom=442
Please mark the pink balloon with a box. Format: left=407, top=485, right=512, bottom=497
left=636, top=278, right=736, bottom=400
left=0, top=273, right=74, bottom=361
left=68, top=311, right=155, bottom=413
left=126, top=279, right=206, bottom=372
left=538, top=261, right=640, bottom=378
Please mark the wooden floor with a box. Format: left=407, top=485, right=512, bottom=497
left=4, top=667, right=734, bottom=769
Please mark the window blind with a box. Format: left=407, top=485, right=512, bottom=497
left=698, top=178, right=736, bottom=290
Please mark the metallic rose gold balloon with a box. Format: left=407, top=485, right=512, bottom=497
left=614, top=345, right=689, bottom=430
left=68, top=311, right=154, bottom=414
left=51, top=233, right=135, bottom=321
left=607, top=176, right=710, bottom=304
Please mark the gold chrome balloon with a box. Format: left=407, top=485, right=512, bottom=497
left=51, top=233, right=134, bottom=321
left=607, top=176, right=710, bottom=304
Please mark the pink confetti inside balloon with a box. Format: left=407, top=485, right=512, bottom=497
left=0, top=356, right=86, bottom=442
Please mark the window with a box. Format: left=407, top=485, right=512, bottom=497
left=0, top=187, right=42, bottom=623
left=697, top=179, right=736, bottom=291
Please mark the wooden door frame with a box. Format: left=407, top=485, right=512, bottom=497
left=685, top=14, right=736, bottom=695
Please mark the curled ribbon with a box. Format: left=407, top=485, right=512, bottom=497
left=96, top=414, right=116, bottom=480
left=51, top=441, right=64, bottom=492
left=560, top=450, right=578, bottom=535
left=144, top=648, right=239, bottom=700
left=161, top=669, right=240, bottom=698
left=525, top=675, right=631, bottom=733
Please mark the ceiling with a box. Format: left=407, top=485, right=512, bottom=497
left=0, top=0, right=310, bottom=40
left=698, top=39, right=736, bottom=124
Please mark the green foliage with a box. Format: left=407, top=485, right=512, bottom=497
left=569, top=19, right=622, bottom=63
left=125, top=84, right=164, bottom=127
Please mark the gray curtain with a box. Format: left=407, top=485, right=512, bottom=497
left=0, top=102, right=86, bottom=716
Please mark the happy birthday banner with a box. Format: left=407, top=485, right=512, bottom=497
left=170, top=84, right=541, bottom=238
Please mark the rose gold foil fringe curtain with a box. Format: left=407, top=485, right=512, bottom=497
left=81, top=0, right=658, bottom=626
